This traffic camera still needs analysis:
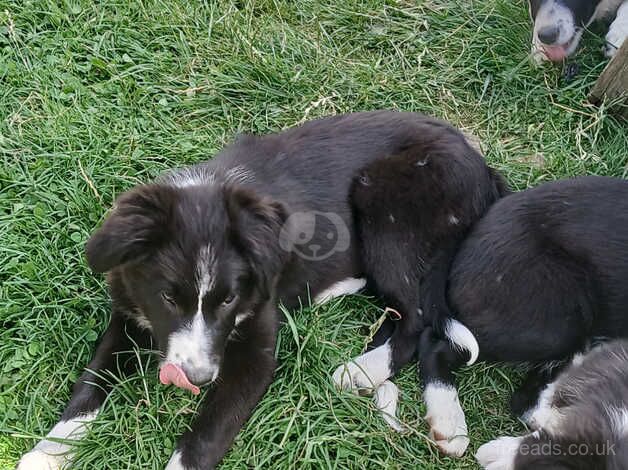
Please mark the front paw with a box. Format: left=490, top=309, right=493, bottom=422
left=331, top=343, right=392, bottom=392
left=604, top=31, right=627, bottom=58
left=605, top=10, right=628, bottom=58
left=476, top=436, right=523, bottom=470
left=17, top=450, right=65, bottom=470
left=530, top=41, right=547, bottom=65
left=373, top=381, right=406, bottom=432
left=332, top=361, right=375, bottom=392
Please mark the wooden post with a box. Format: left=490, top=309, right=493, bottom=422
left=589, top=40, right=628, bottom=119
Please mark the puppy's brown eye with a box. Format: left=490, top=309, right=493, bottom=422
left=161, top=292, right=176, bottom=306
left=222, top=294, right=236, bottom=306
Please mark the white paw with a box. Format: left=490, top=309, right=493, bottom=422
left=165, top=450, right=187, bottom=470
left=332, top=342, right=391, bottom=392
left=424, top=383, right=469, bottom=457
left=520, top=381, right=561, bottom=432
left=521, top=405, right=553, bottom=431
left=17, top=450, right=65, bottom=470
left=604, top=29, right=627, bottom=58
left=605, top=4, right=628, bottom=58
left=426, top=417, right=470, bottom=457
left=476, top=436, right=523, bottom=470
left=332, top=361, right=374, bottom=391
left=373, top=381, right=405, bottom=432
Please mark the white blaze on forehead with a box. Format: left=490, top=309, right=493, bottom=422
left=165, top=244, right=219, bottom=380
left=534, top=0, right=575, bottom=30
left=196, top=244, right=217, bottom=313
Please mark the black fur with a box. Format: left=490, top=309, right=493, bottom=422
left=450, top=176, right=628, bottom=365
left=31, top=111, right=502, bottom=469
left=359, top=174, right=628, bottom=460
left=410, top=176, right=628, bottom=461
left=352, top=131, right=506, bottom=372
left=529, top=0, right=603, bottom=26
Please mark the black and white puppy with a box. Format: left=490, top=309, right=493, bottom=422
left=529, top=0, right=628, bottom=61
left=412, top=176, right=628, bottom=457
left=331, top=131, right=506, bottom=437
left=17, top=111, right=502, bottom=470
left=477, top=340, right=628, bottom=470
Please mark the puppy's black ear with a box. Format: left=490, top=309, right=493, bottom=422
left=225, top=185, right=289, bottom=298
left=86, top=184, right=177, bottom=273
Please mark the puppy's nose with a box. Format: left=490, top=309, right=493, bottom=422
left=538, top=25, right=560, bottom=45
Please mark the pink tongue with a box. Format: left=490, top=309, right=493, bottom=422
left=543, top=45, right=568, bottom=62
left=159, top=363, right=200, bottom=395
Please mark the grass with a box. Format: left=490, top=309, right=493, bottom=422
left=0, top=0, right=626, bottom=468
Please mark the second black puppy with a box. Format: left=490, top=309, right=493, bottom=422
left=332, top=128, right=507, bottom=434
left=340, top=175, right=628, bottom=457
left=420, top=176, right=628, bottom=456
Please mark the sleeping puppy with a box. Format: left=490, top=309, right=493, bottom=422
left=477, top=340, right=628, bottom=470
left=415, top=176, right=628, bottom=457
left=352, top=176, right=628, bottom=457
left=332, top=133, right=507, bottom=448
left=529, top=0, right=628, bottom=61
left=16, top=111, right=504, bottom=470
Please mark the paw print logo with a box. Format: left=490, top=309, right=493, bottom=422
left=278, top=211, right=350, bottom=260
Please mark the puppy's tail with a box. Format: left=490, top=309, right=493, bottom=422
left=421, top=247, right=480, bottom=367
left=443, top=318, right=479, bottom=366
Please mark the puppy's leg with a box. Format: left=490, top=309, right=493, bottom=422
left=17, top=314, right=151, bottom=470
left=313, top=277, right=366, bottom=304
left=366, top=317, right=396, bottom=351
left=332, top=339, right=394, bottom=391
left=332, top=307, right=422, bottom=387
left=332, top=317, right=420, bottom=431
left=373, top=380, right=405, bottom=432
left=419, top=329, right=471, bottom=457
left=165, top=305, right=278, bottom=470
left=605, top=1, right=628, bottom=58
left=510, top=367, right=562, bottom=422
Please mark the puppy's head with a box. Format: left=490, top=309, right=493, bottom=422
left=86, top=183, right=288, bottom=388
left=529, top=0, right=601, bottom=62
